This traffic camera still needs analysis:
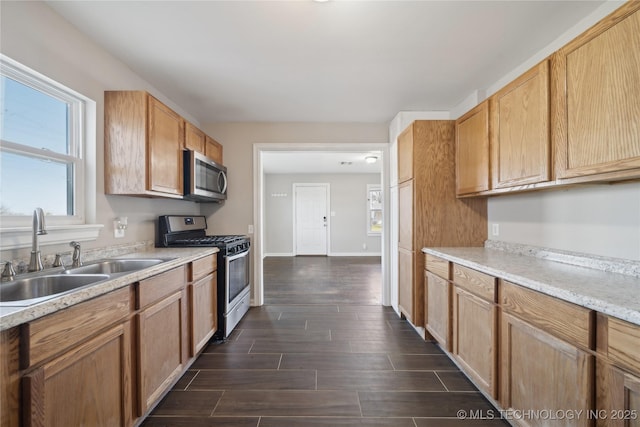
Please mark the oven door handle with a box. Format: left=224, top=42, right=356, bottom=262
left=226, top=248, right=249, bottom=262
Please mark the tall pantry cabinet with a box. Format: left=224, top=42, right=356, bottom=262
left=397, top=120, right=487, bottom=327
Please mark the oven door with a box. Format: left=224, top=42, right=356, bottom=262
left=225, top=248, right=250, bottom=310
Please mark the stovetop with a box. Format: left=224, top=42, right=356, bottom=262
left=172, top=235, right=247, bottom=247
left=157, top=215, right=250, bottom=255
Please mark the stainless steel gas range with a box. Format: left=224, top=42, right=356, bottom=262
left=158, top=215, right=250, bottom=339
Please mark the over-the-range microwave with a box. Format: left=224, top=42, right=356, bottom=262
left=183, top=150, right=228, bottom=202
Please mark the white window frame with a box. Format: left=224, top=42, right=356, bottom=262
left=0, top=55, right=101, bottom=249
left=367, top=184, right=382, bottom=236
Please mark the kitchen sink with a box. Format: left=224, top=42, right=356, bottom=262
left=0, top=257, right=175, bottom=306
left=0, top=274, right=110, bottom=305
left=63, top=258, right=172, bottom=275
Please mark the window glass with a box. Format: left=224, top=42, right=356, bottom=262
left=0, top=56, right=85, bottom=224
left=367, top=184, right=382, bottom=235
left=1, top=76, right=70, bottom=155
left=0, top=151, right=73, bottom=216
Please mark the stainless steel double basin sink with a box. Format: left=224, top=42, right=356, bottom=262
left=0, top=258, right=174, bottom=306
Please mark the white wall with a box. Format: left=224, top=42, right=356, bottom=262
left=0, top=1, right=201, bottom=261
left=265, top=173, right=382, bottom=256
left=488, top=183, right=640, bottom=260
left=200, top=122, right=389, bottom=237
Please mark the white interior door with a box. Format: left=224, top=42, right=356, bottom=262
left=294, top=184, right=329, bottom=255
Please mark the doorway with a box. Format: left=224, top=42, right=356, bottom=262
left=293, top=183, right=329, bottom=256
left=252, top=143, right=390, bottom=307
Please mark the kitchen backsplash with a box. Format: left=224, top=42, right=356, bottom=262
left=4, top=240, right=155, bottom=274
left=484, top=240, right=640, bottom=278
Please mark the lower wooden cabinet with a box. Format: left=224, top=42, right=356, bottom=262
left=596, top=315, right=640, bottom=427
left=1, top=256, right=220, bottom=426
left=425, top=271, right=451, bottom=351
left=500, top=312, right=594, bottom=427
left=23, top=322, right=133, bottom=427
left=596, top=359, right=640, bottom=427
left=1, top=328, right=20, bottom=427
left=398, top=247, right=414, bottom=323
left=421, top=257, right=640, bottom=427
left=137, top=289, right=188, bottom=415
left=452, top=286, right=497, bottom=398
left=190, top=272, right=217, bottom=356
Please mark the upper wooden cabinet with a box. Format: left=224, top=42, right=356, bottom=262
left=455, top=101, right=490, bottom=195
left=185, top=121, right=206, bottom=153
left=205, top=135, right=224, bottom=165
left=397, top=124, right=415, bottom=183
left=186, top=123, right=224, bottom=166
left=105, top=91, right=184, bottom=198
left=490, top=60, right=551, bottom=188
left=552, top=2, right=640, bottom=182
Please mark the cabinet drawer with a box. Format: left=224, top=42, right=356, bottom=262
left=190, top=254, right=216, bottom=282
left=501, top=280, right=593, bottom=349
left=22, top=286, right=132, bottom=368
left=425, top=254, right=450, bottom=280
left=137, top=266, right=186, bottom=309
left=453, top=264, right=496, bottom=302
left=607, top=317, right=640, bottom=374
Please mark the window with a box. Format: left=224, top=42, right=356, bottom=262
left=367, top=184, right=382, bottom=235
left=0, top=55, right=100, bottom=248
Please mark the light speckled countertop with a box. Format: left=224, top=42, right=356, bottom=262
left=422, top=247, right=640, bottom=326
left=0, top=247, right=218, bottom=331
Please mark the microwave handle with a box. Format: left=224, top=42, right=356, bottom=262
left=218, top=170, right=228, bottom=194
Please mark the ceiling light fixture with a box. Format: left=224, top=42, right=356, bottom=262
left=365, top=156, right=378, bottom=164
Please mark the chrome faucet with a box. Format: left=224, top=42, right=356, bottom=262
left=1, top=261, right=16, bottom=282
left=28, top=208, right=47, bottom=272
left=70, top=241, right=82, bottom=267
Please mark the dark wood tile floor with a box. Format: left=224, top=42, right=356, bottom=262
left=263, top=256, right=382, bottom=305
left=143, top=256, right=508, bottom=427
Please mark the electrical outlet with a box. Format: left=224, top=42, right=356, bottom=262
left=248, top=224, right=254, bottom=234
left=492, top=223, right=500, bottom=236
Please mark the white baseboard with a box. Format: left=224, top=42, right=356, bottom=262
left=264, top=252, right=381, bottom=258
left=263, top=252, right=294, bottom=258
left=328, top=252, right=382, bottom=257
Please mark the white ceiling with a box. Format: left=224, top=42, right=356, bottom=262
left=46, top=0, right=606, bottom=124
left=263, top=151, right=382, bottom=174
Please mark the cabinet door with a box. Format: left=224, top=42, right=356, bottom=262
left=397, top=125, right=414, bottom=183
left=491, top=60, right=550, bottom=188
left=185, top=122, right=205, bottom=153
left=148, top=96, right=184, bottom=195
left=398, top=247, right=413, bottom=323
left=1, top=328, right=20, bottom=427
left=553, top=4, right=640, bottom=181
left=23, top=323, right=132, bottom=427
left=398, top=179, right=413, bottom=250
left=137, top=290, right=187, bottom=415
left=596, top=359, right=640, bottom=427
left=453, top=286, right=497, bottom=398
left=501, top=312, right=594, bottom=427
left=425, top=272, right=451, bottom=351
left=456, top=101, right=490, bottom=195
left=190, top=272, right=217, bottom=356
left=205, top=136, right=223, bottom=165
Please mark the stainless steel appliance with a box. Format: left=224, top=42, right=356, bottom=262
left=157, top=215, right=250, bottom=339
left=183, top=150, right=228, bottom=202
